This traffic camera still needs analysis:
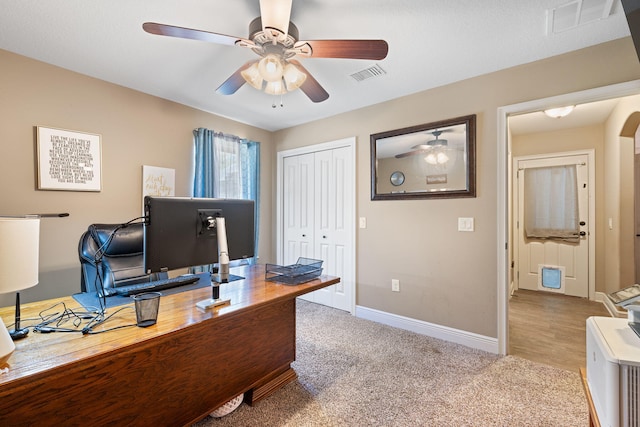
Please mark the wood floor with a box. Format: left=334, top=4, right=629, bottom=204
left=508, top=289, right=611, bottom=372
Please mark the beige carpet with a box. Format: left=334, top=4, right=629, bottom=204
left=194, top=300, right=588, bottom=426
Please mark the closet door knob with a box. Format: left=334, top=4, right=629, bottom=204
left=302, top=234, right=306, bottom=237
left=323, top=235, right=327, bottom=239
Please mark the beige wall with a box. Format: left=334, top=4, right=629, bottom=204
left=511, top=124, right=605, bottom=292
left=604, top=95, right=640, bottom=293
left=274, top=37, right=640, bottom=338
left=0, top=49, right=274, bottom=307
left=2, top=36, right=640, bottom=338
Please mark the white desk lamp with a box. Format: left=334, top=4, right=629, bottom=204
left=0, top=218, right=39, bottom=352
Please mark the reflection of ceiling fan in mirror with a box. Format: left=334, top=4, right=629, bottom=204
left=395, top=129, right=458, bottom=165
left=142, top=0, right=389, bottom=103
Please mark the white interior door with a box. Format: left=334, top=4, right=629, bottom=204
left=515, top=153, right=590, bottom=298
left=308, top=147, right=353, bottom=310
left=283, top=153, right=315, bottom=263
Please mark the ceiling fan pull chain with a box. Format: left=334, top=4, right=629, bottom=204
left=271, top=94, right=284, bottom=108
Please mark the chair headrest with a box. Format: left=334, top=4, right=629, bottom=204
left=88, top=223, right=144, bottom=256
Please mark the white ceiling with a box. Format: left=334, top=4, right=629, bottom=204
left=0, top=0, right=632, bottom=131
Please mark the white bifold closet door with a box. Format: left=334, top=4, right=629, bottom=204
left=282, top=145, right=354, bottom=312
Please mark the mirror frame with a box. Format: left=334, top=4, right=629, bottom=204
left=370, top=114, right=476, bottom=200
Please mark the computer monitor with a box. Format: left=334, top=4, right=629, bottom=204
left=143, top=196, right=255, bottom=277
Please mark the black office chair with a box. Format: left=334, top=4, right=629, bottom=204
left=78, top=223, right=166, bottom=294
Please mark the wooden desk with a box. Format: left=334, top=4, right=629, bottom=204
left=0, top=265, right=339, bottom=426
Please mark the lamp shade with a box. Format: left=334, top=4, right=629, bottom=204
left=258, top=54, right=284, bottom=82
left=0, top=218, right=39, bottom=294
left=0, top=316, right=15, bottom=363
left=283, top=62, right=306, bottom=91
left=264, top=79, right=286, bottom=95
left=240, top=62, right=264, bottom=90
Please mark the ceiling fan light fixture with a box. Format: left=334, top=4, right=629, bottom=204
left=258, top=54, right=284, bottom=82
left=283, top=62, right=306, bottom=91
left=264, top=79, right=286, bottom=95
left=424, top=151, right=449, bottom=165
left=240, top=62, right=264, bottom=90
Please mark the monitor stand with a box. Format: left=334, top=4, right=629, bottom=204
left=197, top=216, right=232, bottom=310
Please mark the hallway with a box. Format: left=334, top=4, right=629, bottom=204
left=508, top=289, right=611, bottom=372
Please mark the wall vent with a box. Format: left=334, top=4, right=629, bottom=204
left=547, top=0, right=614, bottom=34
left=350, top=64, right=386, bottom=82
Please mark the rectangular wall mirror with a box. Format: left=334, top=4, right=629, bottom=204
left=370, top=114, right=476, bottom=200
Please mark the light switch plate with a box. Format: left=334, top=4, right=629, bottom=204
left=359, top=217, right=367, bottom=229
left=458, top=217, right=474, bottom=232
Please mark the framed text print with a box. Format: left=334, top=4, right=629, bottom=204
left=36, top=126, right=102, bottom=191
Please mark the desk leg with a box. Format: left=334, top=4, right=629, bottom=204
left=245, top=365, right=298, bottom=405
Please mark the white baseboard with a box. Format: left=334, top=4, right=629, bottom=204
left=596, top=291, right=626, bottom=318
left=355, top=305, right=499, bottom=354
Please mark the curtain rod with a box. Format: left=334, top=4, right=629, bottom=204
left=518, top=162, right=586, bottom=171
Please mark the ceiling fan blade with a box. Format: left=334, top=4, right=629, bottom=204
left=293, top=39, right=389, bottom=60
left=395, top=149, right=430, bottom=159
left=259, top=0, right=292, bottom=40
left=289, top=60, right=329, bottom=103
left=143, top=22, right=251, bottom=47
left=215, top=61, right=256, bottom=95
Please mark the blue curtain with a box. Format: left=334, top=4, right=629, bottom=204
left=192, top=128, right=260, bottom=264
left=193, top=128, right=215, bottom=197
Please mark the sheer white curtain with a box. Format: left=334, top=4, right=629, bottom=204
left=524, top=165, right=579, bottom=243
left=212, top=134, right=241, bottom=198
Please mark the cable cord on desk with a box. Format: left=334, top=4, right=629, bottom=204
left=81, top=306, right=137, bottom=335
left=27, top=301, right=136, bottom=335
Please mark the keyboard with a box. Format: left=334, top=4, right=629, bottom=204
left=110, top=275, right=201, bottom=297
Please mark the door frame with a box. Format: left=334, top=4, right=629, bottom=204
left=497, top=79, right=640, bottom=355
left=512, top=150, right=595, bottom=297
left=276, top=136, right=357, bottom=314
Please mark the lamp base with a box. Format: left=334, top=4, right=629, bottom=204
left=9, top=328, right=29, bottom=340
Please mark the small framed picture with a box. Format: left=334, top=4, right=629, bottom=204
left=36, top=126, right=102, bottom=191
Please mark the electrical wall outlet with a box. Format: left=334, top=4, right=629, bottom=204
left=392, top=279, right=400, bottom=292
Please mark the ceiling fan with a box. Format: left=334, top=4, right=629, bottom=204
left=395, top=130, right=455, bottom=160
left=142, top=0, right=389, bottom=103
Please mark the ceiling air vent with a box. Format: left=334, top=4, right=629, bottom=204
left=350, top=64, right=386, bottom=82
left=547, top=0, right=614, bottom=34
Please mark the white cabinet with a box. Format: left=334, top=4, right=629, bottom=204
left=586, top=316, right=640, bottom=427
